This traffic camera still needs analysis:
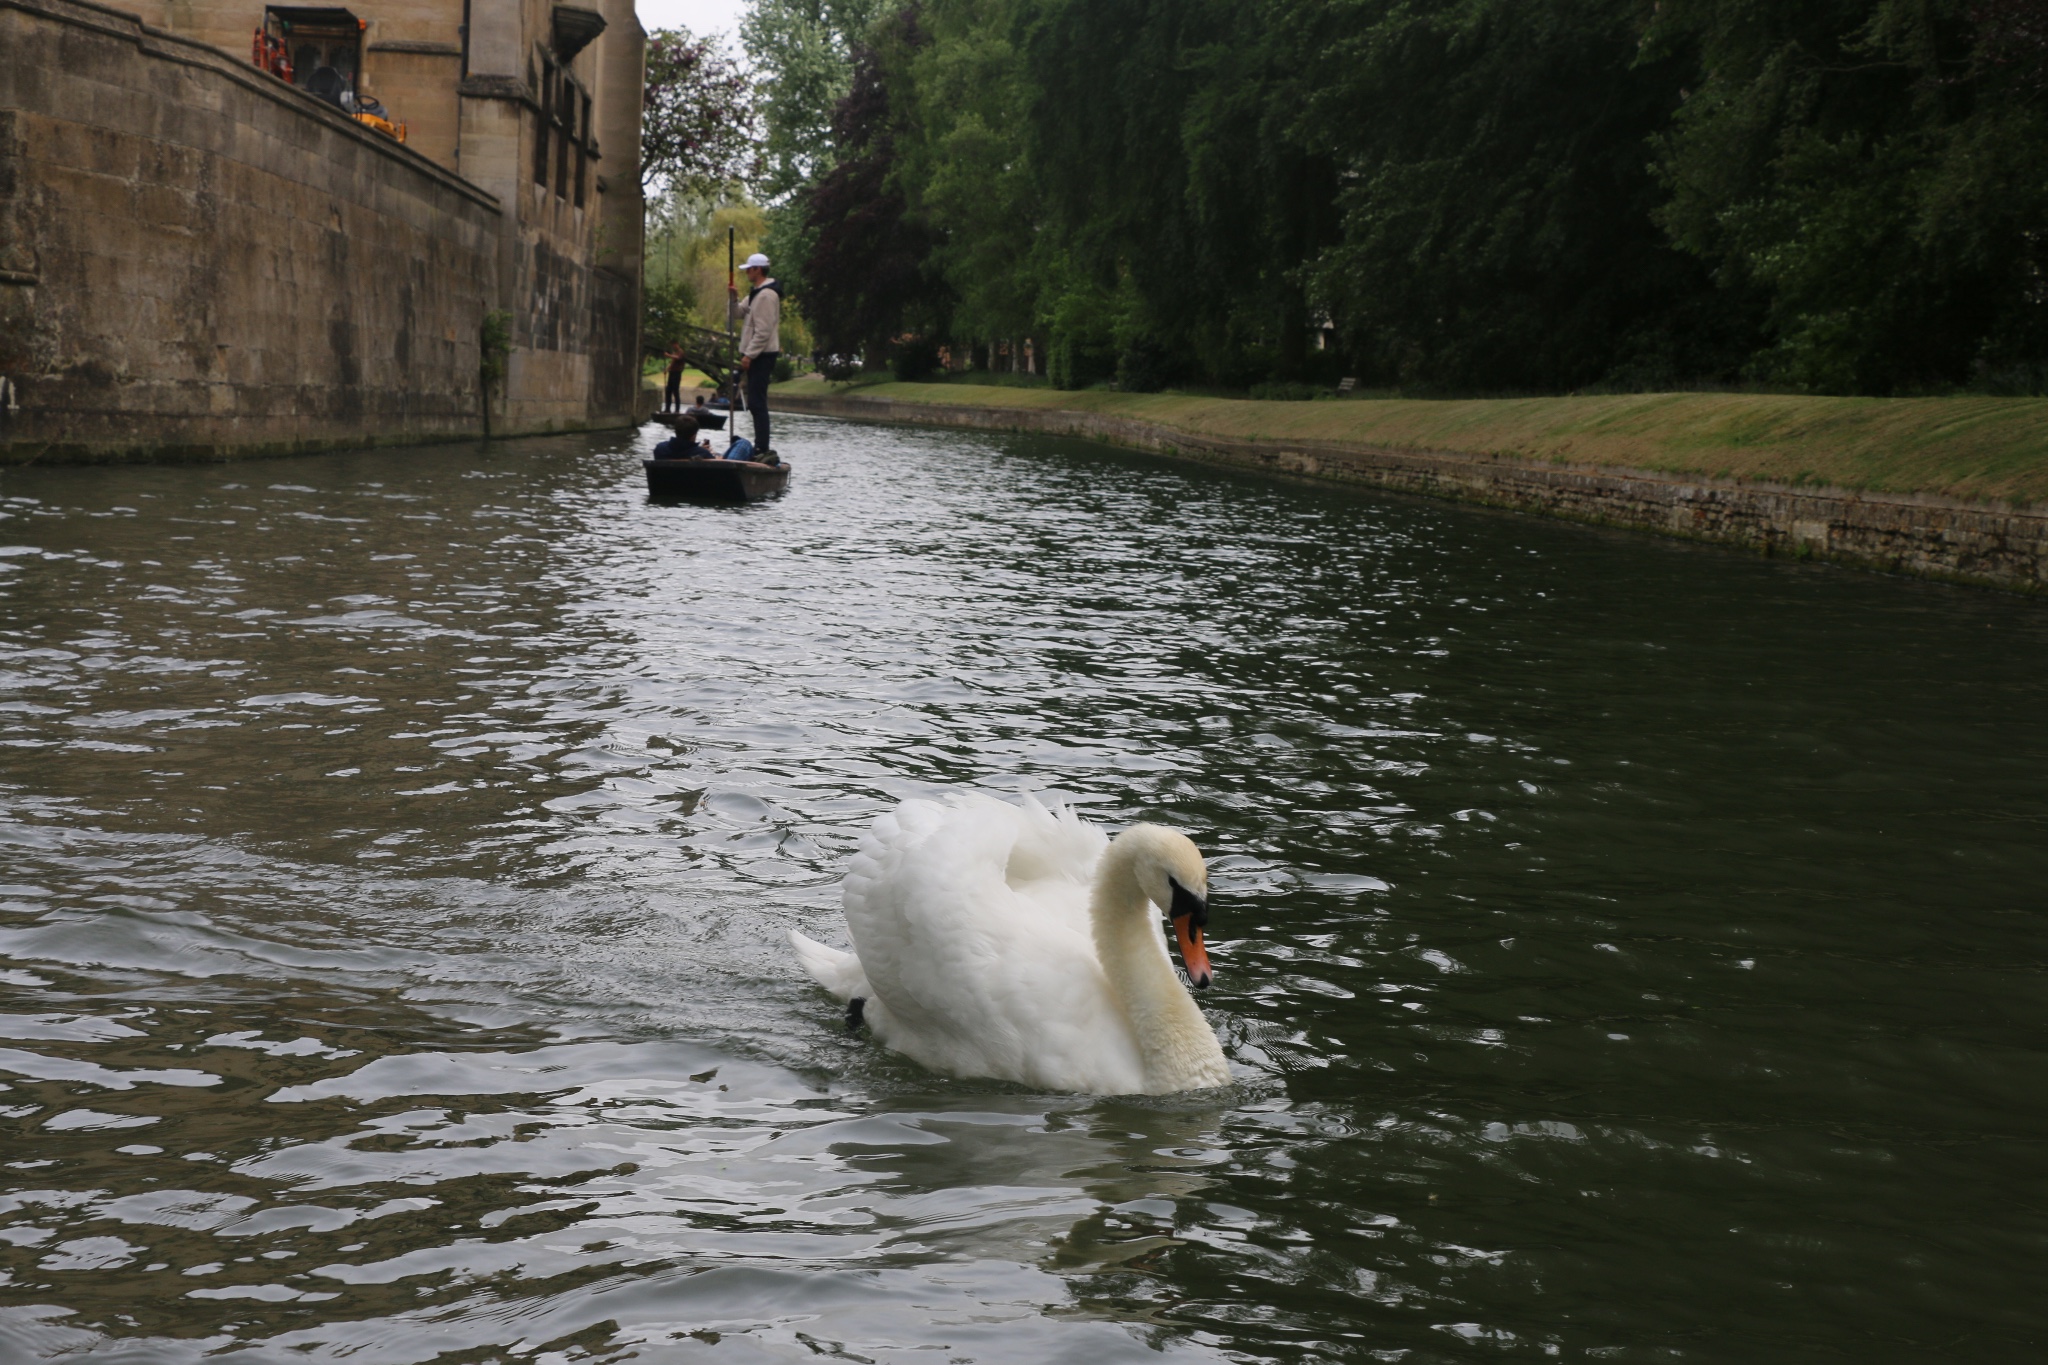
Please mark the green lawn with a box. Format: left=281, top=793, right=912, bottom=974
left=779, top=377, right=2048, bottom=506
left=645, top=365, right=723, bottom=394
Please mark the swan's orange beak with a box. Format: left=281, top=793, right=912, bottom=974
left=1173, top=915, right=1213, bottom=990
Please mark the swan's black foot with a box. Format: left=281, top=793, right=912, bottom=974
left=845, top=996, right=867, bottom=1035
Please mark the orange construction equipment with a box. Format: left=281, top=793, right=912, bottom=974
left=251, top=29, right=292, bottom=82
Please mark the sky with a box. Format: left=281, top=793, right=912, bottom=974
left=636, top=0, right=749, bottom=50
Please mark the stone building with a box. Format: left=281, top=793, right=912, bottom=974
left=0, top=0, right=647, bottom=459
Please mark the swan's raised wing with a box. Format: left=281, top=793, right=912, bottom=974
left=841, top=798, right=1139, bottom=1087
left=1001, top=793, right=1107, bottom=935
left=1003, top=793, right=1106, bottom=885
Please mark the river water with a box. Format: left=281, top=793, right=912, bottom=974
left=0, top=417, right=2043, bottom=1363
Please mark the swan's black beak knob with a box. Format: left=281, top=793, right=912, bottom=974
left=1168, top=879, right=1213, bottom=989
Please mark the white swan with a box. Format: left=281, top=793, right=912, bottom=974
left=789, top=795, right=1231, bottom=1095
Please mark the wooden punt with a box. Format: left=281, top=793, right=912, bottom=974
left=643, top=457, right=790, bottom=503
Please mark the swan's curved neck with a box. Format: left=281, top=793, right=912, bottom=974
left=1091, top=845, right=1216, bottom=1090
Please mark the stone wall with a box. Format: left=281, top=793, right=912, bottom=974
left=774, top=391, right=2048, bottom=594
left=457, top=0, right=643, bottom=434
left=0, top=0, right=507, bottom=461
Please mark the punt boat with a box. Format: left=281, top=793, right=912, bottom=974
left=643, top=456, right=790, bottom=503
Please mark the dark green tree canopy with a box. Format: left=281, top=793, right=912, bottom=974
left=743, top=0, right=2048, bottom=395
left=794, top=9, right=950, bottom=360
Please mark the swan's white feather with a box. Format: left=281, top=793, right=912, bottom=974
left=809, top=794, right=1216, bottom=1095
left=787, top=929, right=868, bottom=1001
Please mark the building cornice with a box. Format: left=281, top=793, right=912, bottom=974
left=369, top=39, right=463, bottom=56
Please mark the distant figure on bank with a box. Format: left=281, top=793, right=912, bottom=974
left=663, top=346, right=685, bottom=413
left=730, top=253, right=781, bottom=456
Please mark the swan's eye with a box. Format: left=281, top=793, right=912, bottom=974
left=1167, top=877, right=1208, bottom=928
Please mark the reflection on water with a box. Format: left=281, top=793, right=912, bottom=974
left=0, top=419, right=2045, bottom=1362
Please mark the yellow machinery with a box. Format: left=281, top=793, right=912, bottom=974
left=352, top=109, right=407, bottom=143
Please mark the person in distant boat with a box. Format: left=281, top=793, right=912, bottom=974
left=663, top=346, right=685, bottom=413
left=684, top=393, right=719, bottom=425
left=729, top=253, right=782, bottom=457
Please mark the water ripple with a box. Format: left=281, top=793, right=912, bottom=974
left=0, top=420, right=2044, bottom=1360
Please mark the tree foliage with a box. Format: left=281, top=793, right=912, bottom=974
left=1287, top=0, right=1737, bottom=392
left=743, top=0, right=2048, bottom=394
left=741, top=0, right=893, bottom=199
left=795, top=10, right=949, bottom=358
left=641, top=190, right=814, bottom=360
left=641, top=28, right=760, bottom=196
left=1648, top=0, right=2048, bottom=392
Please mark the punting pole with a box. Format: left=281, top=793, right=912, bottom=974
left=727, top=227, right=739, bottom=447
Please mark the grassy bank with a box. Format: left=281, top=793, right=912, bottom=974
left=643, top=365, right=722, bottom=393
left=778, top=377, right=2048, bottom=507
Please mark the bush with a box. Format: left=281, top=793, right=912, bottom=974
left=1299, top=349, right=1346, bottom=387
left=479, top=310, right=512, bottom=387
left=1048, top=333, right=1116, bottom=390
left=1116, top=337, right=1172, bottom=393
left=1046, top=338, right=1076, bottom=389
left=892, top=335, right=941, bottom=382
left=773, top=355, right=794, bottom=383
left=1046, top=282, right=1118, bottom=390
left=818, top=354, right=862, bottom=382
left=1248, top=380, right=1321, bottom=401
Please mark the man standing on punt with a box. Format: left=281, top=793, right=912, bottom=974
left=731, top=253, right=782, bottom=460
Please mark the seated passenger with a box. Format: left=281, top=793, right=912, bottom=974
left=650, top=416, right=699, bottom=459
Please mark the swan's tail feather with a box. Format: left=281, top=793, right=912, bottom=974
left=789, top=929, right=869, bottom=1002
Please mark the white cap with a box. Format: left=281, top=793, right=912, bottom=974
left=741, top=253, right=770, bottom=270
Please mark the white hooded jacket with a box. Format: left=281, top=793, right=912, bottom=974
left=739, top=281, right=782, bottom=358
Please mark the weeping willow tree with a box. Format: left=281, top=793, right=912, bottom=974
left=742, top=0, right=2048, bottom=395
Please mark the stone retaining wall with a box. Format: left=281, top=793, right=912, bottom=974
left=0, top=0, right=503, bottom=461
left=775, top=391, right=2048, bottom=594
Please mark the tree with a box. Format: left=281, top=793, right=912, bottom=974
left=1974, top=0, right=2048, bottom=90
left=1276, top=0, right=1742, bottom=393
left=642, top=191, right=816, bottom=365
left=747, top=0, right=2048, bottom=396
left=641, top=28, right=761, bottom=197
left=646, top=190, right=769, bottom=314
left=797, top=9, right=950, bottom=360
left=895, top=0, right=1044, bottom=351
left=1649, top=0, right=2048, bottom=392
left=741, top=0, right=892, bottom=199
